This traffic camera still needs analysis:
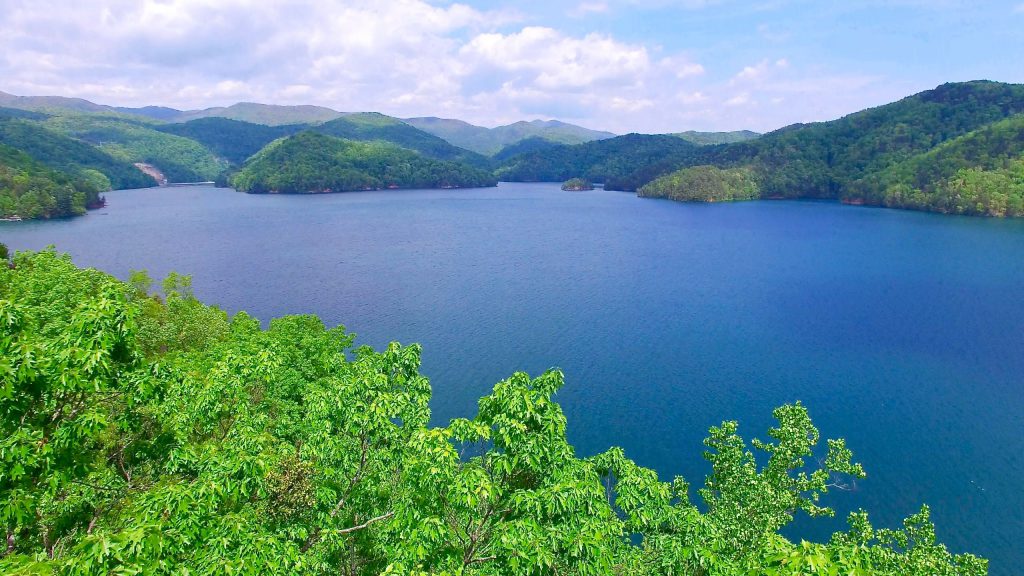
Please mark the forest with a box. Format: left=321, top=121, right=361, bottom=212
left=1, top=81, right=1023, bottom=219
left=498, top=81, right=1024, bottom=216
left=231, top=132, right=498, bottom=193
left=0, top=144, right=104, bottom=219
left=0, top=249, right=986, bottom=575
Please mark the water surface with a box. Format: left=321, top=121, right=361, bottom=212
left=2, top=183, right=1022, bottom=573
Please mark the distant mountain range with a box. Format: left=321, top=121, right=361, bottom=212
left=2, top=81, right=1022, bottom=220
left=402, top=117, right=615, bottom=155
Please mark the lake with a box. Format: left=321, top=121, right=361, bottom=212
left=2, top=183, right=1022, bottom=573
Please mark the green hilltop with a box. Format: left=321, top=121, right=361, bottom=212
left=231, top=131, right=497, bottom=193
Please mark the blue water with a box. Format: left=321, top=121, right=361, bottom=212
left=2, top=183, right=1022, bottom=573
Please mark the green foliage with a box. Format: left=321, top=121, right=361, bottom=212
left=561, top=178, right=593, bottom=191
left=496, top=133, right=703, bottom=189
left=156, top=118, right=306, bottom=166
left=43, top=115, right=227, bottom=182
left=313, top=113, right=491, bottom=169
left=639, top=165, right=761, bottom=202
left=850, top=114, right=1024, bottom=216
left=231, top=131, right=497, bottom=194
left=0, top=250, right=986, bottom=575
left=0, top=144, right=104, bottom=219
left=0, top=119, right=154, bottom=190
left=491, top=136, right=561, bottom=163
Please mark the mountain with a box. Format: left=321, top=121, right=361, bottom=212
left=674, top=130, right=760, bottom=146
left=492, top=136, right=562, bottom=163
left=0, top=90, right=112, bottom=115
left=639, top=81, right=1024, bottom=216
left=113, top=105, right=185, bottom=121
left=404, top=117, right=615, bottom=156
left=312, top=113, right=490, bottom=168
left=42, top=114, right=226, bottom=182
left=0, top=143, right=105, bottom=219
left=0, top=118, right=155, bottom=189
left=156, top=117, right=306, bottom=166
left=495, top=133, right=703, bottom=189
left=850, top=113, right=1024, bottom=216
left=173, top=102, right=345, bottom=126
left=231, top=131, right=497, bottom=193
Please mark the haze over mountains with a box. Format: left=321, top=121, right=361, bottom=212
left=1, top=80, right=1023, bottom=219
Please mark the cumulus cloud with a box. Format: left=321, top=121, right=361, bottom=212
left=0, top=0, right=908, bottom=133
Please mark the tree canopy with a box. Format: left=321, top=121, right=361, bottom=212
left=0, top=249, right=986, bottom=575
left=231, top=131, right=497, bottom=194
left=0, top=144, right=105, bottom=219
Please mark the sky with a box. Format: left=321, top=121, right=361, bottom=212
left=1, top=0, right=1022, bottom=134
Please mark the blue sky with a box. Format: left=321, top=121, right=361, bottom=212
left=1, top=0, right=1022, bottom=133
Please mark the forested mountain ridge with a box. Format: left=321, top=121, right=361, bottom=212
left=172, top=102, right=346, bottom=125
left=42, top=114, right=228, bottom=182
left=495, top=133, right=705, bottom=188
left=404, top=116, right=616, bottom=155
left=0, top=118, right=155, bottom=190
left=312, top=113, right=491, bottom=168
left=231, top=131, right=497, bottom=193
left=0, top=249, right=987, bottom=574
left=156, top=117, right=307, bottom=166
left=848, top=113, right=1024, bottom=215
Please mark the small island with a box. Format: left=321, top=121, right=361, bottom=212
left=561, top=177, right=593, bottom=191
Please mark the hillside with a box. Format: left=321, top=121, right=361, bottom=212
left=0, top=118, right=155, bottom=189
left=173, top=102, right=345, bottom=125
left=491, top=136, right=562, bottom=163
left=313, top=113, right=490, bottom=168
left=231, top=131, right=497, bottom=193
left=43, top=114, right=227, bottom=182
left=495, top=133, right=703, bottom=189
left=156, top=117, right=306, bottom=166
left=0, top=143, right=104, bottom=218
left=405, top=116, right=615, bottom=155
left=700, top=80, right=1024, bottom=200
left=850, top=114, right=1024, bottom=216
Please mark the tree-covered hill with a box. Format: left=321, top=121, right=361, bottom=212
left=405, top=117, right=616, bottom=156
left=156, top=118, right=307, bottom=166
left=0, top=143, right=104, bottom=218
left=0, top=249, right=987, bottom=574
left=312, top=113, right=491, bottom=168
left=495, top=133, right=704, bottom=189
left=699, top=80, right=1024, bottom=201
left=848, top=113, right=1024, bottom=216
left=43, top=114, right=228, bottom=182
left=231, top=131, right=497, bottom=193
left=0, top=118, right=155, bottom=190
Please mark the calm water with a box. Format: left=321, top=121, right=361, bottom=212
left=3, top=184, right=1022, bottom=573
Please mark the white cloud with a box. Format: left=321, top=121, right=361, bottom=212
left=0, top=0, right=910, bottom=133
